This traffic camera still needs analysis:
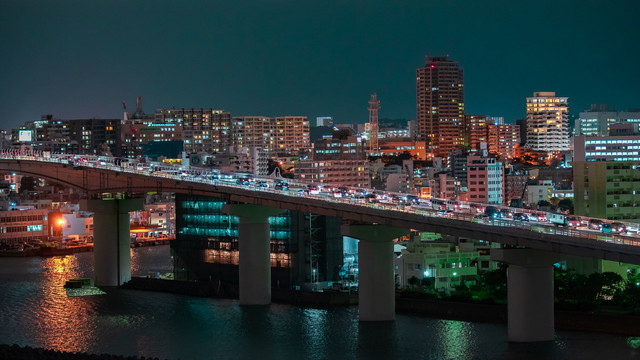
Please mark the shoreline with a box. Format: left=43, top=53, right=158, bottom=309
left=0, top=239, right=170, bottom=257
left=122, top=277, right=640, bottom=337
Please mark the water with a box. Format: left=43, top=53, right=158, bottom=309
left=0, top=246, right=638, bottom=360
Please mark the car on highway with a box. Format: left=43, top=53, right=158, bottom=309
left=567, top=216, right=582, bottom=228
left=602, top=223, right=625, bottom=234
left=472, top=214, right=492, bottom=223
left=513, top=213, right=529, bottom=221
left=589, top=219, right=604, bottom=230
left=437, top=210, right=454, bottom=217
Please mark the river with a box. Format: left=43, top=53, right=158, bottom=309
left=0, top=246, right=638, bottom=360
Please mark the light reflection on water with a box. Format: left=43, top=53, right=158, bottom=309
left=0, top=246, right=638, bottom=360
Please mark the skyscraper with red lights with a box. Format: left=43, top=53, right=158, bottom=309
left=416, top=56, right=465, bottom=159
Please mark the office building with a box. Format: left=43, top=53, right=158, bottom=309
left=576, top=104, right=640, bottom=136
left=416, top=56, right=465, bottom=159
left=172, top=194, right=343, bottom=288
left=525, top=92, right=569, bottom=152
left=574, top=135, right=640, bottom=162
left=573, top=161, right=640, bottom=221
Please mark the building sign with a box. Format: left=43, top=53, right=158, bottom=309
left=18, top=130, right=33, bottom=142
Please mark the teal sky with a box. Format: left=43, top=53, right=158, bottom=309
left=1, top=0, right=639, bottom=130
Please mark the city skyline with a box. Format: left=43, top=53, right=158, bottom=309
left=1, top=1, right=639, bottom=130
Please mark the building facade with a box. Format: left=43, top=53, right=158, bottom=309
left=466, top=155, right=503, bottom=204
left=416, top=56, right=465, bottom=159
left=573, top=161, right=640, bottom=221
left=155, top=109, right=231, bottom=154
left=525, top=92, right=569, bottom=152
left=576, top=104, right=640, bottom=136
left=231, top=116, right=310, bottom=154
left=574, top=135, right=640, bottom=162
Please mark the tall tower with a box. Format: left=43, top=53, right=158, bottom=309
left=525, top=92, right=569, bottom=152
left=368, top=93, right=380, bottom=154
left=416, top=56, right=464, bottom=159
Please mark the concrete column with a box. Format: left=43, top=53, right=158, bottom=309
left=81, top=199, right=143, bottom=287
left=491, top=248, right=563, bottom=342
left=342, top=224, right=408, bottom=321
left=223, top=204, right=284, bottom=305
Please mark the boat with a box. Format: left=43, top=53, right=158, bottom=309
left=63, top=278, right=92, bottom=288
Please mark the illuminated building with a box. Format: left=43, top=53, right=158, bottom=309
left=377, top=140, right=427, bottom=160
left=172, top=194, right=343, bottom=288
left=525, top=92, right=569, bottom=152
left=295, top=134, right=370, bottom=188
left=121, top=118, right=183, bottom=158
left=231, top=116, right=310, bottom=155
left=573, top=161, right=640, bottom=221
left=0, top=209, right=49, bottom=247
left=155, top=109, right=231, bottom=154
left=487, top=124, right=520, bottom=158
left=576, top=104, right=640, bottom=136
left=416, top=56, right=465, bottom=159
left=574, top=135, right=640, bottom=162
left=466, top=155, right=504, bottom=204
left=466, top=115, right=488, bottom=152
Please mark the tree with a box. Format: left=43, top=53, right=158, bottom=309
left=407, top=276, right=419, bottom=287
left=537, top=200, right=552, bottom=208
left=558, top=198, right=574, bottom=213
left=19, top=176, right=38, bottom=192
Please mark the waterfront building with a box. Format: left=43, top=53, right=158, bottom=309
left=172, top=194, right=343, bottom=288
left=395, top=235, right=499, bottom=293
left=155, top=109, right=231, bottom=155
left=0, top=208, right=49, bottom=247
left=525, top=92, right=569, bottom=152
left=466, top=155, right=503, bottom=205
left=573, top=161, right=640, bottom=221
left=416, top=56, right=465, bottom=159
left=231, top=116, right=310, bottom=155
left=576, top=104, right=640, bottom=136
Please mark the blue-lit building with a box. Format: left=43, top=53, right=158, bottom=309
left=171, top=194, right=343, bottom=289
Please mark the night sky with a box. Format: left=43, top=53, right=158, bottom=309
left=1, top=0, right=639, bottom=130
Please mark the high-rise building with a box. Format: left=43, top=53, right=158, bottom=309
left=231, top=116, right=309, bottom=155
left=487, top=124, right=520, bottom=159
left=316, top=116, right=333, bottom=127
left=576, top=104, right=640, bottom=136
left=416, top=56, right=465, bottom=159
left=525, top=92, right=569, bottom=152
left=155, top=109, right=231, bottom=154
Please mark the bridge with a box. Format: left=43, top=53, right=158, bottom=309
left=2, top=154, right=640, bottom=342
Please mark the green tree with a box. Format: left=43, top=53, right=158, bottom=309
left=407, top=276, right=419, bottom=287
left=558, top=198, right=574, bottom=213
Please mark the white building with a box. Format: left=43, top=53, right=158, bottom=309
left=525, top=92, right=569, bottom=152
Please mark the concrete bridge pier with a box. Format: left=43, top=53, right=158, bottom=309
left=223, top=204, right=284, bottom=305
left=81, top=199, right=144, bottom=287
left=491, top=248, right=563, bottom=342
left=342, top=224, right=408, bottom=321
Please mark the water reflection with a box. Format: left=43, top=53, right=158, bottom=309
left=34, top=255, right=97, bottom=353
left=357, top=321, right=398, bottom=359
left=437, top=320, right=476, bottom=359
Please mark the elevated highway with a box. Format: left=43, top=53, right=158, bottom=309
left=2, top=155, right=640, bottom=342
